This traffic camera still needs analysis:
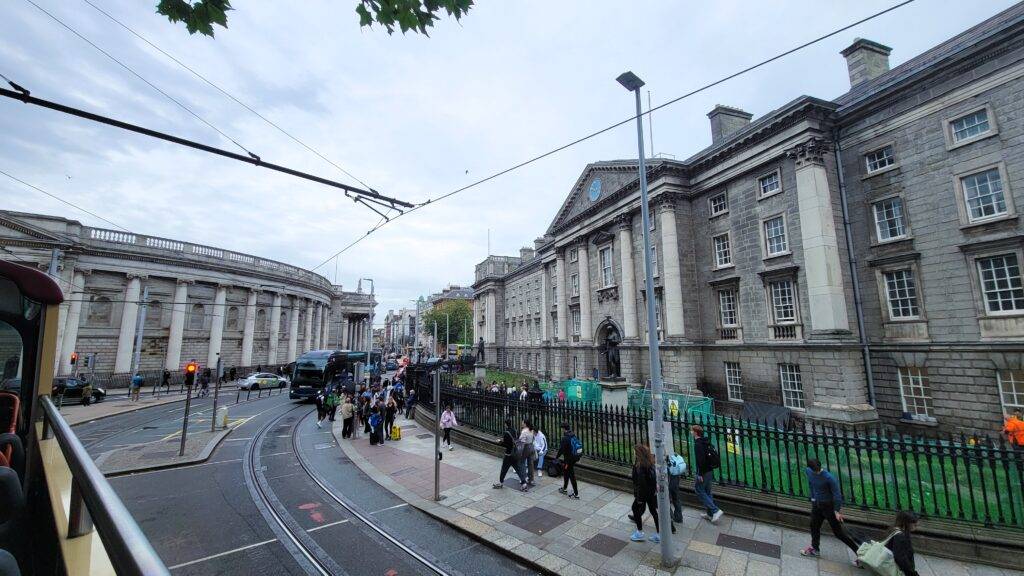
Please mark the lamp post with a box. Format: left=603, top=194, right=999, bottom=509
left=360, top=278, right=375, bottom=384
left=411, top=298, right=420, bottom=361
left=617, top=70, right=674, bottom=566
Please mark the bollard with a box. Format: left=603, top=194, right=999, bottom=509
left=258, top=387, right=262, bottom=399
left=236, top=389, right=240, bottom=404
left=246, top=388, right=251, bottom=401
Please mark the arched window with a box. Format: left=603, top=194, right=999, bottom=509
left=145, top=300, right=162, bottom=328
left=280, top=311, right=288, bottom=330
left=189, top=303, right=205, bottom=330
left=226, top=306, right=240, bottom=330
left=87, top=295, right=112, bottom=326
left=256, top=308, right=267, bottom=331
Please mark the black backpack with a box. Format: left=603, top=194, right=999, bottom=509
left=704, top=441, right=721, bottom=470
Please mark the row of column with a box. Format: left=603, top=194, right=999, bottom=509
left=58, top=272, right=332, bottom=375
left=341, top=316, right=370, bottom=350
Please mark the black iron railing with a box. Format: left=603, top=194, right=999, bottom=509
left=39, top=396, right=169, bottom=575
left=414, top=375, right=1024, bottom=529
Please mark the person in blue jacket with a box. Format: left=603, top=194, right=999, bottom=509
left=800, top=458, right=861, bottom=563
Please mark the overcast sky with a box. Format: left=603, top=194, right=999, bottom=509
left=1, top=0, right=1018, bottom=321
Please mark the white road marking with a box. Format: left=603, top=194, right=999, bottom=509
left=167, top=538, right=277, bottom=570
left=118, top=458, right=245, bottom=477
left=306, top=518, right=349, bottom=532
left=371, top=503, right=409, bottom=514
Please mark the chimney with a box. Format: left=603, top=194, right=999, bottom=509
left=841, top=38, right=892, bottom=87
left=519, top=246, right=536, bottom=261
left=707, top=105, right=753, bottom=145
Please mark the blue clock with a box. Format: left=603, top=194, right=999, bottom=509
left=588, top=178, right=602, bottom=201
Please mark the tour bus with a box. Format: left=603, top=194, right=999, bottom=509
left=289, top=349, right=380, bottom=399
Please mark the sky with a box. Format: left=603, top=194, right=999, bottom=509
left=1, top=0, right=1019, bottom=323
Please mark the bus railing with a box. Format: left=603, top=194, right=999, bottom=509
left=39, top=395, right=169, bottom=576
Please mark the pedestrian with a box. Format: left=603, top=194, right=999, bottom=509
left=667, top=451, right=687, bottom=523
left=369, top=407, right=383, bottom=446
left=199, top=373, right=210, bottom=398
left=629, top=443, right=661, bottom=543
left=886, top=510, right=921, bottom=576
left=440, top=404, right=458, bottom=450
left=315, top=389, right=327, bottom=428
left=161, top=369, right=170, bottom=392
left=556, top=422, right=581, bottom=499
left=492, top=418, right=528, bottom=492
left=691, top=424, right=724, bottom=523
left=532, top=424, right=547, bottom=477
left=557, top=388, right=566, bottom=403
left=384, top=396, right=398, bottom=440
left=800, top=457, right=861, bottom=565
left=229, top=367, right=237, bottom=382
left=1003, top=408, right=1024, bottom=448
left=130, top=372, right=143, bottom=402
left=340, top=395, right=355, bottom=438
left=326, top=386, right=339, bottom=422
left=405, top=388, right=417, bottom=419
left=519, top=419, right=536, bottom=486
left=256, top=364, right=262, bottom=373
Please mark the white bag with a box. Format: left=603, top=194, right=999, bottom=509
left=856, top=530, right=901, bottom=576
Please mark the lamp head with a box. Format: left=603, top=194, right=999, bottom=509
left=616, top=71, right=645, bottom=92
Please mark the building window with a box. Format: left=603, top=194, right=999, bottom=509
left=768, top=280, right=796, bottom=323
left=873, top=197, right=907, bottom=241
left=570, top=273, right=579, bottom=297
left=569, top=247, right=578, bottom=263
left=779, top=364, right=804, bottom=410
left=713, top=233, right=732, bottom=267
left=898, top=367, right=934, bottom=420
left=144, top=300, right=162, bottom=328
left=950, top=108, right=991, bottom=143
left=718, top=289, right=738, bottom=327
left=571, top=309, right=581, bottom=335
left=758, top=170, right=781, bottom=198
left=654, top=293, right=663, bottom=332
left=599, top=246, right=614, bottom=287
left=725, top=362, right=743, bottom=402
left=226, top=306, right=240, bottom=330
left=650, top=245, right=659, bottom=276
left=256, top=308, right=267, bottom=331
left=884, top=269, right=920, bottom=319
left=87, top=295, right=112, bottom=326
left=865, top=145, right=896, bottom=173
left=960, top=168, right=1008, bottom=223
left=763, top=215, right=788, bottom=256
left=280, top=311, right=288, bottom=329
left=998, top=370, right=1024, bottom=412
left=552, top=283, right=557, bottom=305
left=709, top=193, right=728, bottom=216
left=977, top=254, right=1024, bottom=314
left=189, top=303, right=205, bottom=330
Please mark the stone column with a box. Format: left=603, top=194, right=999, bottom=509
left=319, top=306, right=329, bottom=349
left=206, top=285, right=228, bottom=368
left=287, top=297, right=300, bottom=362
left=303, top=300, right=314, bottom=352
left=540, top=267, right=549, bottom=342
left=341, top=316, right=349, bottom=349
left=113, top=275, right=142, bottom=373
left=658, top=198, right=685, bottom=337
left=58, top=269, right=87, bottom=375
left=576, top=240, right=593, bottom=343
left=617, top=214, right=639, bottom=339
left=268, top=292, right=282, bottom=365
left=165, top=279, right=190, bottom=370
left=311, top=303, right=321, bottom=350
left=556, top=252, right=568, bottom=342
left=788, top=138, right=850, bottom=332
left=240, top=288, right=258, bottom=366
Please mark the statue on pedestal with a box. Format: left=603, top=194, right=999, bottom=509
left=605, top=329, right=621, bottom=378
left=477, top=337, right=485, bottom=362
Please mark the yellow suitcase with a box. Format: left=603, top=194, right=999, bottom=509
left=391, top=425, right=401, bottom=440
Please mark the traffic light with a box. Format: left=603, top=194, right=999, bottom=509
left=70, top=352, right=78, bottom=366
left=184, top=361, right=198, bottom=387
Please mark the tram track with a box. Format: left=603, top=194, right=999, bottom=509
left=246, top=405, right=459, bottom=576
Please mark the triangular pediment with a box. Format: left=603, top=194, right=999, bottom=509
left=0, top=212, right=69, bottom=243
left=545, top=161, right=638, bottom=235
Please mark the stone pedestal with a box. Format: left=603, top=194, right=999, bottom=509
left=600, top=378, right=630, bottom=407
left=474, top=366, right=487, bottom=380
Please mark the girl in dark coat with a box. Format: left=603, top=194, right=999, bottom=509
left=629, top=443, right=661, bottom=543
left=886, top=511, right=921, bottom=576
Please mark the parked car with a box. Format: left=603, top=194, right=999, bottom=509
left=53, top=376, right=105, bottom=405
left=240, top=373, right=287, bottom=391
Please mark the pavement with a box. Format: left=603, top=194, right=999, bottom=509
left=334, top=415, right=1024, bottom=576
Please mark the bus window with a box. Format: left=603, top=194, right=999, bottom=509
left=0, top=320, right=22, bottom=434
left=293, top=357, right=328, bottom=386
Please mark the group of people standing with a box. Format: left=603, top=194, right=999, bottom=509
left=492, top=418, right=552, bottom=493
left=319, top=378, right=418, bottom=446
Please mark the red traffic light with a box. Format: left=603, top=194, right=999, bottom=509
left=185, top=362, right=197, bottom=373
left=70, top=352, right=78, bottom=365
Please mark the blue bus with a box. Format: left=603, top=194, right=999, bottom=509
left=289, top=349, right=380, bottom=399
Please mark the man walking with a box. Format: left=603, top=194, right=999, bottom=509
left=130, top=372, right=143, bottom=402
left=800, top=458, right=861, bottom=564
left=691, top=425, right=724, bottom=523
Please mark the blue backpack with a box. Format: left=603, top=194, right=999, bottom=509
left=569, top=434, right=583, bottom=457
left=667, top=454, right=687, bottom=476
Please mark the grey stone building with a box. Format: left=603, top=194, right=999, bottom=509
left=473, top=4, right=1024, bottom=433
left=0, top=210, right=375, bottom=375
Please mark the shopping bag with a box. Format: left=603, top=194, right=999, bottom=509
left=856, top=530, right=901, bottom=576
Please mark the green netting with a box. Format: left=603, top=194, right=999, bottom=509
left=627, top=388, right=713, bottom=417
left=561, top=379, right=603, bottom=404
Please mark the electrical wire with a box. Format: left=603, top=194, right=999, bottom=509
left=23, top=0, right=256, bottom=157
left=308, top=0, right=915, bottom=271
left=1, top=168, right=132, bottom=232
left=79, top=0, right=377, bottom=193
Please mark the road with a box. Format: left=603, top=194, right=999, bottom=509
left=75, top=392, right=536, bottom=575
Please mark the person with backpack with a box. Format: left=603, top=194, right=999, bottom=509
left=368, top=407, right=383, bottom=446
left=130, top=373, right=143, bottom=402
left=666, top=452, right=687, bottom=523
left=326, top=386, right=340, bottom=422
left=556, top=422, right=581, bottom=499
left=800, top=458, right=861, bottom=564
left=492, top=418, right=528, bottom=492
left=518, top=419, right=536, bottom=486
left=629, top=443, right=662, bottom=543
left=440, top=405, right=458, bottom=450
left=691, top=424, right=724, bottom=523
left=315, top=389, right=328, bottom=429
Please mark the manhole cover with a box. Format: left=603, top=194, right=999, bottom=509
left=389, top=466, right=419, bottom=477
left=716, top=534, right=781, bottom=559
left=582, top=533, right=628, bottom=557
left=505, top=506, right=570, bottom=535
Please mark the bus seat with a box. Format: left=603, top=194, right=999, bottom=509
left=0, top=436, right=22, bottom=481
left=0, top=466, right=24, bottom=527
left=0, top=549, right=20, bottom=576
left=0, top=393, right=17, bottom=435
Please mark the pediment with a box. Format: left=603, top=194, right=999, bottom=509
left=545, top=162, right=638, bottom=235
left=0, top=213, right=68, bottom=243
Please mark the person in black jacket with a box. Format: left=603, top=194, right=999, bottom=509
left=555, top=422, right=580, bottom=499
left=691, top=425, right=724, bottom=523
left=886, top=511, right=920, bottom=576
left=492, top=419, right=528, bottom=491
left=628, top=443, right=661, bottom=543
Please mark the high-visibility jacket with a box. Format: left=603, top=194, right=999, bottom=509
left=1004, top=416, right=1024, bottom=446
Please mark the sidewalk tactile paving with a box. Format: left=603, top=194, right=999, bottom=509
left=581, top=533, right=628, bottom=557
left=716, top=533, right=781, bottom=559
left=505, top=506, right=570, bottom=535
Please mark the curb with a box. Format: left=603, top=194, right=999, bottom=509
left=103, top=427, right=233, bottom=477
left=332, top=421, right=558, bottom=576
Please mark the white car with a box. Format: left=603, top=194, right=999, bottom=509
left=240, top=373, right=288, bottom=391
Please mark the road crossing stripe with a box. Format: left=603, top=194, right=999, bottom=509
left=166, top=538, right=277, bottom=570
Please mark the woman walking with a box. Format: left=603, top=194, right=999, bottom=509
left=440, top=405, right=458, bottom=450
left=629, top=443, right=661, bottom=543
left=340, top=395, right=355, bottom=438
left=315, top=389, right=328, bottom=429
left=886, top=511, right=921, bottom=576
left=556, top=422, right=581, bottom=499
left=518, top=419, right=536, bottom=486
left=532, top=424, right=547, bottom=478
left=384, top=396, right=398, bottom=440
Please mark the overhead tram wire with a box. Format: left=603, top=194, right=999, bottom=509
left=0, top=169, right=132, bottom=232
left=307, top=0, right=915, bottom=271
left=0, top=84, right=413, bottom=209
left=79, top=0, right=377, bottom=193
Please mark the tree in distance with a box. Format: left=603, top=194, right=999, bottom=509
left=156, top=0, right=474, bottom=37
left=420, top=300, right=473, bottom=353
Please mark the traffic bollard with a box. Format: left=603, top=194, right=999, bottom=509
left=236, top=389, right=240, bottom=404
left=246, top=389, right=251, bottom=401
left=258, top=388, right=262, bottom=399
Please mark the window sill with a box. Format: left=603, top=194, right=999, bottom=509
left=758, top=190, right=783, bottom=201
left=763, top=251, right=792, bottom=261
left=946, top=130, right=998, bottom=151
left=709, top=210, right=730, bottom=220
left=713, top=263, right=735, bottom=271
left=899, top=417, right=938, bottom=427
left=861, top=163, right=901, bottom=180
left=960, top=213, right=1017, bottom=230
left=870, top=235, right=913, bottom=248
left=597, top=284, right=618, bottom=292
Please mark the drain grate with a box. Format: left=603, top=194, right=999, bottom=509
left=416, top=433, right=433, bottom=440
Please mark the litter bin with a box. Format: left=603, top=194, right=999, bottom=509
left=216, top=406, right=229, bottom=429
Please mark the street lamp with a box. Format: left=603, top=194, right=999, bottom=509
left=617, top=70, right=674, bottom=566
left=360, top=278, right=375, bottom=383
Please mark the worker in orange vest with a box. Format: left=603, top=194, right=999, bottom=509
left=1004, top=409, right=1024, bottom=447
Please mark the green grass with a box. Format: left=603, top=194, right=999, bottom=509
left=454, top=369, right=538, bottom=388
